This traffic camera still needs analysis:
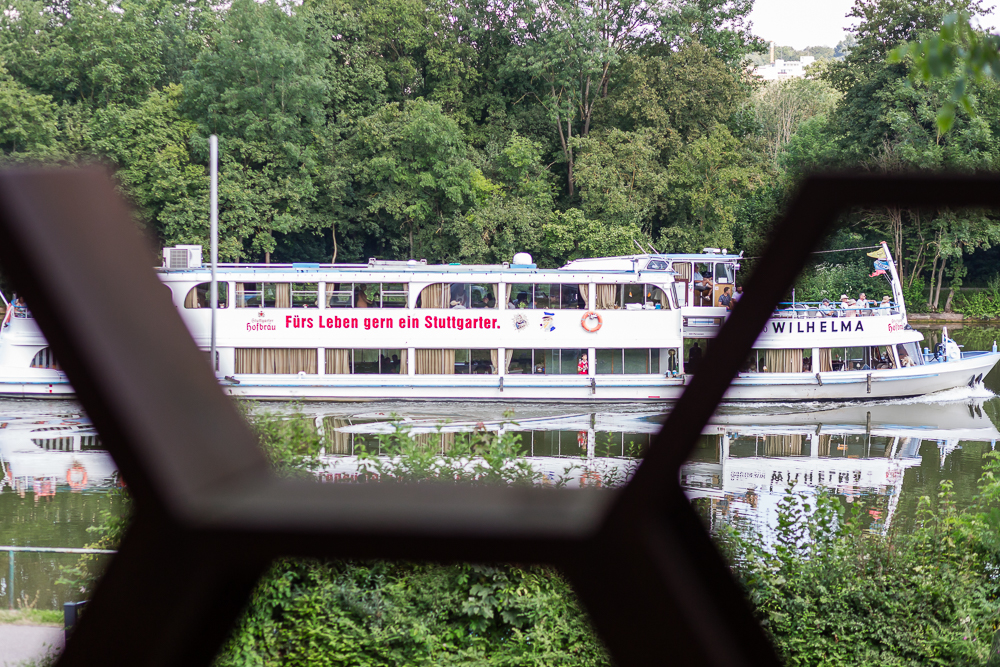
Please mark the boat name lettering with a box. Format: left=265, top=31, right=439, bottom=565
left=768, top=320, right=865, bottom=334
left=281, top=314, right=501, bottom=331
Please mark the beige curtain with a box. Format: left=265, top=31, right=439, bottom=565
left=236, top=348, right=318, bottom=373
left=399, top=349, right=408, bottom=374
left=579, top=284, right=589, bottom=308
left=505, top=284, right=512, bottom=304
left=185, top=287, right=199, bottom=308
left=236, top=283, right=246, bottom=308
left=764, top=434, right=803, bottom=456
left=762, top=349, right=803, bottom=373
left=276, top=284, right=291, bottom=308
left=322, top=417, right=352, bottom=455
left=415, top=349, right=456, bottom=374
left=325, top=349, right=352, bottom=374
left=505, top=349, right=513, bottom=373
left=818, top=348, right=833, bottom=372
left=419, top=284, right=448, bottom=308
left=596, top=284, right=618, bottom=309
left=491, top=350, right=498, bottom=373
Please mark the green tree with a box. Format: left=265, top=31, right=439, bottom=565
left=0, top=65, right=60, bottom=157
left=182, top=0, right=330, bottom=261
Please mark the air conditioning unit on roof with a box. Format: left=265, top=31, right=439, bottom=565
left=163, top=245, right=203, bottom=269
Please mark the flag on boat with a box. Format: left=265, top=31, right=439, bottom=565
left=867, top=247, right=888, bottom=260
left=870, top=259, right=890, bottom=278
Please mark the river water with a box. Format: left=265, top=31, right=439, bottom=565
left=2, top=323, right=999, bottom=610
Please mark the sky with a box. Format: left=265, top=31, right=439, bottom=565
left=747, top=0, right=1000, bottom=50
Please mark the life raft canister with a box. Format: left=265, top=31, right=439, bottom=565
left=66, top=464, right=88, bottom=490
left=581, top=311, right=603, bottom=332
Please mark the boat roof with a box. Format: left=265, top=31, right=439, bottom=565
left=156, top=253, right=710, bottom=276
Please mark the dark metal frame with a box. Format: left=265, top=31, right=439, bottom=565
left=0, top=169, right=992, bottom=666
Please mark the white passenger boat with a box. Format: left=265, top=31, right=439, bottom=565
left=0, top=242, right=996, bottom=401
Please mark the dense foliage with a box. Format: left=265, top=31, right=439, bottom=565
left=5, top=0, right=1000, bottom=304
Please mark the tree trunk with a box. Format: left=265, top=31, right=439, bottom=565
left=927, top=254, right=939, bottom=307
left=933, top=256, right=947, bottom=310
left=944, top=287, right=955, bottom=312
left=265, top=251, right=270, bottom=265
left=409, top=223, right=414, bottom=259
left=331, top=222, right=338, bottom=264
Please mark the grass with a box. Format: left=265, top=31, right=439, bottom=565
left=0, top=609, right=63, bottom=626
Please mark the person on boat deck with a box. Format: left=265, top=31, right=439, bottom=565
left=451, top=294, right=467, bottom=308
left=692, top=264, right=713, bottom=305
left=718, top=286, right=733, bottom=310
left=516, top=291, right=530, bottom=308
left=355, top=285, right=371, bottom=308
left=577, top=353, right=589, bottom=375
left=856, top=293, right=869, bottom=315
left=880, top=296, right=891, bottom=311
left=688, top=342, right=702, bottom=373
left=899, top=349, right=916, bottom=367
left=820, top=298, right=836, bottom=317
left=839, top=294, right=856, bottom=316
left=732, top=285, right=743, bottom=304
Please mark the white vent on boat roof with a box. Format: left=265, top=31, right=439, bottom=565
left=163, top=245, right=203, bottom=269
left=512, top=252, right=533, bottom=266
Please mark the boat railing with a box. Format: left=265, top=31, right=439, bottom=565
left=771, top=301, right=900, bottom=318
left=11, top=306, right=32, bottom=319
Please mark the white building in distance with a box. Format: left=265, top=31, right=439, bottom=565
left=756, top=56, right=816, bottom=81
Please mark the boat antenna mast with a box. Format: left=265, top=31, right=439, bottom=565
left=210, top=134, right=218, bottom=376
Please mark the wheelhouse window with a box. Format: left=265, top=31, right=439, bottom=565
left=184, top=282, right=228, bottom=309
left=234, top=348, right=317, bottom=373
left=505, top=284, right=586, bottom=309
left=595, top=284, right=673, bottom=310
left=30, top=347, right=60, bottom=370
left=595, top=349, right=668, bottom=374
left=505, top=349, right=587, bottom=374
left=896, top=342, right=924, bottom=367
left=325, top=349, right=406, bottom=374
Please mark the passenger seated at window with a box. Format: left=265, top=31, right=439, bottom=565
left=880, top=296, right=891, bottom=311
left=899, top=350, right=916, bottom=367
left=718, top=287, right=732, bottom=310
left=819, top=298, right=835, bottom=317
left=355, top=285, right=371, bottom=308
left=515, top=291, right=530, bottom=309
left=451, top=294, right=467, bottom=308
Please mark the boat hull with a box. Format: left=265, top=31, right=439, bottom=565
left=1, top=351, right=995, bottom=402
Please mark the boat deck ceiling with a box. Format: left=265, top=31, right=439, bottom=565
left=155, top=266, right=676, bottom=277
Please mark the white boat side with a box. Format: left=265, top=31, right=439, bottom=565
left=0, top=244, right=996, bottom=401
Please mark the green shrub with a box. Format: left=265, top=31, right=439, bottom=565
left=794, top=261, right=895, bottom=305
left=718, top=463, right=1000, bottom=666
left=955, top=275, right=1000, bottom=319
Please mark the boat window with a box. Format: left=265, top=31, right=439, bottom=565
left=30, top=347, right=60, bottom=370
left=414, top=349, right=455, bottom=373
left=234, top=348, right=317, bottom=373
left=503, top=284, right=584, bottom=309
left=596, top=284, right=673, bottom=310
left=351, top=349, right=405, bottom=373
left=896, top=342, right=924, bottom=367
left=325, top=283, right=354, bottom=308
left=184, top=282, right=228, bottom=309
left=596, top=349, right=664, bottom=374
left=749, top=349, right=804, bottom=373
left=291, top=283, right=319, bottom=308
left=714, top=263, right=735, bottom=284
left=453, top=349, right=496, bottom=374
left=236, top=283, right=282, bottom=308
left=381, top=283, right=408, bottom=308
left=447, top=283, right=497, bottom=309
left=505, top=349, right=586, bottom=374
left=693, top=264, right=713, bottom=307
left=871, top=346, right=896, bottom=369
left=646, top=259, right=669, bottom=271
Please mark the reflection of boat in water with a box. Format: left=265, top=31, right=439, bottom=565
left=0, top=416, right=117, bottom=494
left=321, top=400, right=1000, bottom=532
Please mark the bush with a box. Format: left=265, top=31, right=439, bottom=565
left=955, top=275, right=1000, bottom=319
left=718, top=463, right=1000, bottom=666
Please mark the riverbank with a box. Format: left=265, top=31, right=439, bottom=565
left=908, top=312, right=970, bottom=323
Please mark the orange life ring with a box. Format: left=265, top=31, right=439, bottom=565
left=581, top=311, right=603, bottom=332
left=66, top=464, right=87, bottom=489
